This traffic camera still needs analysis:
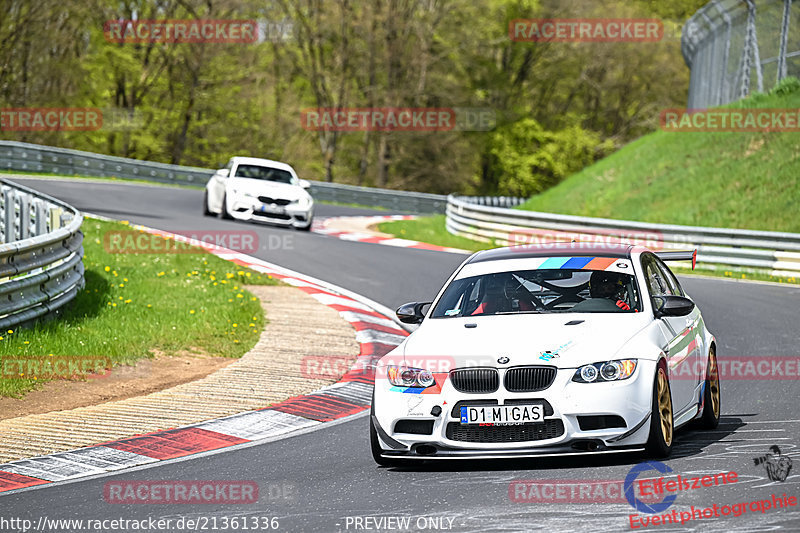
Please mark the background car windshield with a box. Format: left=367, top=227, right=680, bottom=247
left=234, top=164, right=294, bottom=184
left=431, top=268, right=642, bottom=317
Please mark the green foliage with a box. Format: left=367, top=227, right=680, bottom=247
left=484, top=119, right=611, bottom=197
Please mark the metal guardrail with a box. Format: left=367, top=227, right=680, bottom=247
left=0, top=141, right=447, bottom=214
left=0, top=178, right=84, bottom=329
left=446, top=195, right=800, bottom=277
left=682, top=0, right=799, bottom=108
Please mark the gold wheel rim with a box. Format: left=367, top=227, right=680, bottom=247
left=708, top=350, right=720, bottom=418
left=657, top=368, right=673, bottom=446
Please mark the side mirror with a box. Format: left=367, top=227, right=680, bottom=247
left=298, top=179, right=311, bottom=190
left=215, top=168, right=229, bottom=178
left=653, top=295, right=695, bottom=318
left=396, top=302, right=432, bottom=324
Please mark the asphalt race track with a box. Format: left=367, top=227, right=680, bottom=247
left=2, top=177, right=799, bottom=532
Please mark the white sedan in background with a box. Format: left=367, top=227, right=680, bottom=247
left=204, top=156, right=314, bottom=231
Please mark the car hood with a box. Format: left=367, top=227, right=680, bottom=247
left=227, top=178, right=309, bottom=201
left=398, top=313, right=653, bottom=369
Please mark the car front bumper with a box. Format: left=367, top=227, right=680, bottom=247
left=372, top=360, right=657, bottom=459
left=228, top=195, right=313, bottom=228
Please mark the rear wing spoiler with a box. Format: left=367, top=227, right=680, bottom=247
left=656, top=250, right=697, bottom=270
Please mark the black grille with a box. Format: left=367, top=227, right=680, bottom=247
left=504, top=366, right=556, bottom=392
left=450, top=368, right=499, bottom=394
left=577, top=415, right=626, bottom=431
left=446, top=419, right=565, bottom=443
left=258, top=196, right=292, bottom=206
left=253, top=212, right=292, bottom=220
left=394, top=419, right=435, bottom=435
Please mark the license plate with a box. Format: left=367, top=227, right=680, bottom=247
left=260, top=204, right=285, bottom=214
left=460, top=404, right=544, bottom=425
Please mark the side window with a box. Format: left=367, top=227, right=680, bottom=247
left=654, top=258, right=684, bottom=297
left=642, top=255, right=669, bottom=296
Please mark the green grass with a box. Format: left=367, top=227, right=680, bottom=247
left=377, top=215, right=495, bottom=252
left=517, top=81, right=800, bottom=233
left=0, top=217, right=280, bottom=398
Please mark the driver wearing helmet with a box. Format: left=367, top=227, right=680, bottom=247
left=572, top=270, right=632, bottom=312
left=471, top=274, right=535, bottom=315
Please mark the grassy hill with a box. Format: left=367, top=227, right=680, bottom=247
left=517, top=78, right=800, bottom=232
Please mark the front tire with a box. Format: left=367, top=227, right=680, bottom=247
left=220, top=193, right=233, bottom=220
left=646, top=364, right=674, bottom=457
left=203, top=191, right=214, bottom=216
left=697, top=347, right=721, bottom=429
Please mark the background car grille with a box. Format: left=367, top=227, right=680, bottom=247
left=446, top=419, right=565, bottom=443
left=450, top=369, right=499, bottom=393
left=504, top=366, right=556, bottom=392
left=257, top=196, right=292, bottom=206
left=253, top=212, right=292, bottom=220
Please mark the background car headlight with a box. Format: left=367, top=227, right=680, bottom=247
left=573, top=359, right=637, bottom=383
left=388, top=366, right=436, bottom=388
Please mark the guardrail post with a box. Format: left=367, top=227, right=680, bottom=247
left=3, top=188, right=16, bottom=243
left=18, top=193, right=31, bottom=240
left=34, top=199, right=48, bottom=235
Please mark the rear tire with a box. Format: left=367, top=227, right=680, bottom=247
left=220, top=193, right=233, bottom=220
left=646, top=364, right=674, bottom=458
left=697, top=347, right=721, bottom=429
left=203, top=191, right=214, bottom=216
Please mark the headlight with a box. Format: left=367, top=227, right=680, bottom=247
left=297, top=195, right=311, bottom=208
left=388, top=366, right=436, bottom=388
left=573, top=359, right=637, bottom=383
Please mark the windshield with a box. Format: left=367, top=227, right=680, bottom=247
left=234, top=164, right=295, bottom=184
left=431, top=267, right=642, bottom=317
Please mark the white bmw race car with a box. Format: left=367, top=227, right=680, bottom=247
left=371, top=243, right=720, bottom=465
left=204, top=156, right=314, bottom=230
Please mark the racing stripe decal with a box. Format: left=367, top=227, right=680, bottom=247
left=561, top=257, right=594, bottom=269
left=584, top=257, right=617, bottom=270
left=539, top=257, right=571, bottom=269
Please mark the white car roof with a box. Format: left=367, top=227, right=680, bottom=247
left=229, top=156, right=297, bottom=176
